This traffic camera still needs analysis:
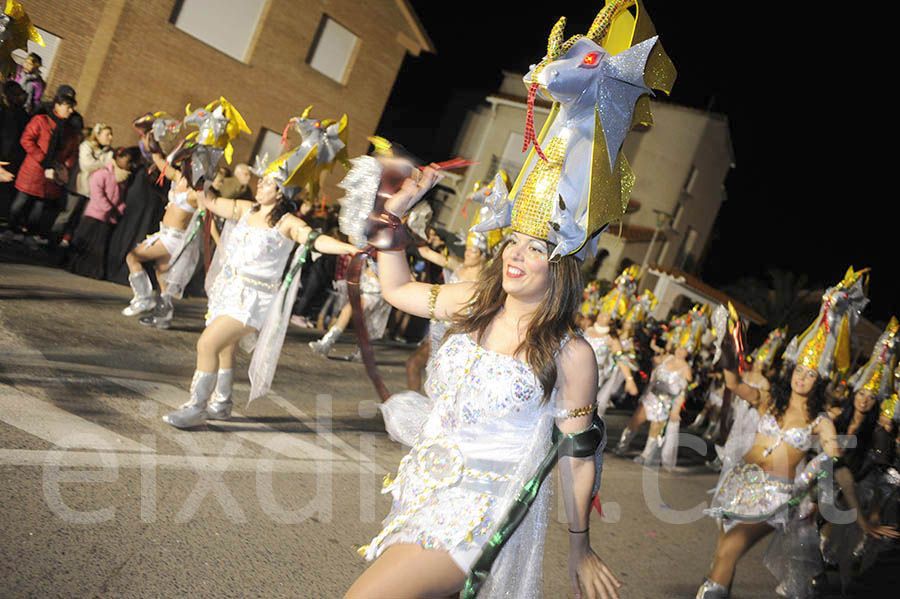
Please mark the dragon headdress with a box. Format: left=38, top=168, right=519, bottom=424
left=252, top=107, right=349, bottom=201
left=848, top=317, right=898, bottom=401
left=749, top=326, right=788, bottom=370
left=782, top=267, right=870, bottom=380
left=473, top=0, right=676, bottom=260
left=625, top=289, right=657, bottom=324
left=598, top=264, right=641, bottom=318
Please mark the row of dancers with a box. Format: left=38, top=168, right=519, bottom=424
left=21, top=0, right=897, bottom=596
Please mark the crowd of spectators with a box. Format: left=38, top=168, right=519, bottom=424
left=0, top=71, right=454, bottom=344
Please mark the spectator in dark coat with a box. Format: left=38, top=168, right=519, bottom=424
left=6, top=85, right=79, bottom=248
left=0, top=81, right=29, bottom=220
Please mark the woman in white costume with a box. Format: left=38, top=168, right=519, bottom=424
left=162, top=134, right=356, bottom=429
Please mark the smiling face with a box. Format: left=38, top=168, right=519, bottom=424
left=501, top=231, right=550, bottom=302
left=674, top=346, right=689, bottom=361
left=791, top=364, right=819, bottom=396
left=255, top=175, right=283, bottom=206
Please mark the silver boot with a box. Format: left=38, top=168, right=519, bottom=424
left=309, top=326, right=342, bottom=357
left=207, top=368, right=233, bottom=420
left=139, top=293, right=174, bottom=329
left=163, top=370, right=215, bottom=429
left=122, top=271, right=156, bottom=316
left=613, top=427, right=635, bottom=456
left=634, top=436, right=661, bottom=466
left=696, top=579, right=729, bottom=599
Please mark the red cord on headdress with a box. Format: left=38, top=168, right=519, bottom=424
left=280, top=118, right=295, bottom=149
left=523, top=82, right=548, bottom=163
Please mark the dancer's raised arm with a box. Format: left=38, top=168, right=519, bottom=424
left=376, top=167, right=475, bottom=320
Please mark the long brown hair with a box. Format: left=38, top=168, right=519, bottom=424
left=447, top=239, right=583, bottom=401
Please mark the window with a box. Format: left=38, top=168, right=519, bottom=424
left=11, top=27, right=61, bottom=79
left=171, top=0, right=267, bottom=62
left=249, top=128, right=284, bottom=168
left=307, top=15, right=360, bottom=84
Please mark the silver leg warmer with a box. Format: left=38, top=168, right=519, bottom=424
left=122, top=271, right=156, bottom=316
left=634, top=436, right=660, bottom=466
left=614, top=426, right=635, bottom=456
left=163, top=370, right=215, bottom=429
left=207, top=369, right=233, bottom=420
left=139, top=293, right=174, bottom=329
left=695, top=578, right=729, bottom=599
left=309, top=326, right=342, bottom=357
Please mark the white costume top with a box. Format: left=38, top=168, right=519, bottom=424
left=372, top=332, right=577, bottom=599
left=206, top=212, right=294, bottom=330
left=640, top=356, right=689, bottom=423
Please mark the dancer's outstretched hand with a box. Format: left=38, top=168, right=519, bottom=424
left=384, top=165, right=442, bottom=217
left=569, top=541, right=621, bottom=599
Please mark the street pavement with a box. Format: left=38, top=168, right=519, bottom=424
left=0, top=256, right=873, bottom=598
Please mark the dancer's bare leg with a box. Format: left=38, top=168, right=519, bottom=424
left=345, top=543, right=466, bottom=599
left=627, top=404, right=648, bottom=431
left=197, top=316, right=255, bottom=373
left=707, top=521, right=772, bottom=587
left=406, top=342, right=430, bottom=391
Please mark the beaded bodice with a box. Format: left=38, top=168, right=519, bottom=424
left=648, top=356, right=687, bottom=399
left=757, top=412, right=826, bottom=457
left=221, top=213, right=294, bottom=282
left=422, top=333, right=549, bottom=461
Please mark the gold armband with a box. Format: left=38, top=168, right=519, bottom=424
left=428, top=284, right=441, bottom=320
left=563, top=405, right=595, bottom=419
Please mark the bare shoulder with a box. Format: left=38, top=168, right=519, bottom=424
left=558, top=335, right=596, bottom=371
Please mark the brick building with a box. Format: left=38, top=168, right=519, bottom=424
left=19, top=0, right=432, bottom=196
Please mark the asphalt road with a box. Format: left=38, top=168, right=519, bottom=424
left=1, top=254, right=885, bottom=598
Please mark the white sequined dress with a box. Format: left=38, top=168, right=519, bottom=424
left=369, top=332, right=577, bottom=599
left=206, top=212, right=294, bottom=330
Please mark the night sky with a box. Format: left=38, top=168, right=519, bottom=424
left=376, top=2, right=897, bottom=323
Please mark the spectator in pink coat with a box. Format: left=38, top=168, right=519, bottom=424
left=67, top=146, right=140, bottom=279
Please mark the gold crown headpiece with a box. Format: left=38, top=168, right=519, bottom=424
left=849, top=317, right=899, bottom=400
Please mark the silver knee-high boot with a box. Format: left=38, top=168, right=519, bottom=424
left=696, top=578, right=729, bottom=598
left=139, top=292, right=174, bottom=329
left=122, top=271, right=156, bottom=316
left=613, top=427, right=636, bottom=456
left=206, top=368, right=233, bottom=420
left=309, top=325, right=342, bottom=357
left=634, top=435, right=661, bottom=466
left=163, top=370, right=215, bottom=429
